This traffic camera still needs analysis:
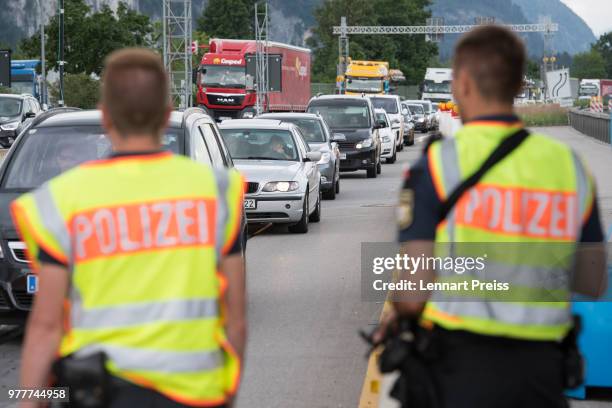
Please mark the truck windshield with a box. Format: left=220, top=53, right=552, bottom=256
left=10, top=81, right=33, bottom=95
left=370, top=97, right=398, bottom=114
left=579, top=85, right=598, bottom=96
left=202, top=65, right=246, bottom=88
left=220, top=129, right=299, bottom=161
left=423, top=80, right=451, bottom=94
left=346, top=77, right=382, bottom=93
left=0, top=98, right=22, bottom=117
left=308, top=103, right=370, bottom=129
left=2, top=126, right=182, bottom=190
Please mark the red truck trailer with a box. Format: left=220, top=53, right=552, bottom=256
left=196, top=39, right=311, bottom=120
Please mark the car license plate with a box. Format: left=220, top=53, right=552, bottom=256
left=339, top=153, right=347, bottom=160
left=26, top=274, right=38, bottom=294
left=244, top=199, right=257, bottom=209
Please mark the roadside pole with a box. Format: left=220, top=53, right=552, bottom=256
left=39, top=0, right=46, bottom=107
left=58, top=0, right=64, bottom=107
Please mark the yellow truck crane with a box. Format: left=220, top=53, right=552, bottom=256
left=344, top=60, right=390, bottom=95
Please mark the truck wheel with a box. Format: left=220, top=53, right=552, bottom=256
left=289, top=194, right=309, bottom=233
left=335, top=179, right=340, bottom=194
left=367, top=165, right=377, bottom=178
left=377, top=160, right=382, bottom=174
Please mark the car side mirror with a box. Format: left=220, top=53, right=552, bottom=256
left=331, top=133, right=346, bottom=142
left=24, top=112, right=36, bottom=119
left=304, top=151, right=322, bottom=162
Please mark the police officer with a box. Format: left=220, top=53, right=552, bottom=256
left=376, top=26, right=607, bottom=407
left=13, top=49, right=246, bottom=407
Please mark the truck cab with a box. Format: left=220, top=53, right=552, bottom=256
left=422, top=68, right=453, bottom=103
left=196, top=39, right=311, bottom=121
left=344, top=60, right=389, bottom=95
left=10, top=60, right=43, bottom=102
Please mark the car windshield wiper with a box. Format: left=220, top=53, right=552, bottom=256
left=242, top=156, right=287, bottom=161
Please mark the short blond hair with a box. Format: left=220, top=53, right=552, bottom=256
left=101, top=48, right=169, bottom=136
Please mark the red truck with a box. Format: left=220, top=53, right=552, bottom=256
left=196, top=39, right=311, bottom=120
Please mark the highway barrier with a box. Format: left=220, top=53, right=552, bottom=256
left=568, top=108, right=611, bottom=144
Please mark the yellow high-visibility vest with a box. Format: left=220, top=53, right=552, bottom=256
left=12, top=152, right=244, bottom=405
left=423, top=121, right=593, bottom=341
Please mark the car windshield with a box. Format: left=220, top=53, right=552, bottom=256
left=580, top=85, right=598, bottom=96
left=220, top=128, right=298, bottom=161
left=0, top=98, right=22, bottom=117
left=307, top=102, right=370, bottom=129
left=375, top=112, right=388, bottom=126
left=276, top=118, right=326, bottom=143
left=201, top=65, right=245, bottom=88
left=346, top=77, right=383, bottom=93
left=407, top=104, right=424, bottom=115
left=423, top=80, right=451, bottom=94
left=370, top=97, right=398, bottom=114
left=2, top=126, right=182, bottom=190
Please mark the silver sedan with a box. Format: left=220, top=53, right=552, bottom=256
left=219, top=119, right=322, bottom=233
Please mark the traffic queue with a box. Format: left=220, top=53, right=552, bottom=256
left=0, top=89, right=433, bottom=320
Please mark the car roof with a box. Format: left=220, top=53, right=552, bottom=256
left=368, top=94, right=400, bottom=99
left=0, top=93, right=25, bottom=100
left=34, top=109, right=186, bottom=128
left=258, top=112, right=321, bottom=120
left=309, top=94, right=371, bottom=103
left=218, top=118, right=294, bottom=130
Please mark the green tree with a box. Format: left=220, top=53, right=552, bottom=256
left=572, top=50, right=606, bottom=79
left=19, top=0, right=153, bottom=75
left=50, top=73, right=99, bottom=108
left=526, top=59, right=540, bottom=80
left=593, top=32, right=612, bottom=78
left=197, top=0, right=253, bottom=39
left=307, top=0, right=437, bottom=84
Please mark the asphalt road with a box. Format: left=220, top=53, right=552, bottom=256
left=0, top=126, right=611, bottom=408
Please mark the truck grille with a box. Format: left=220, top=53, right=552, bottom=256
left=246, top=182, right=259, bottom=194
left=8, top=241, right=29, bottom=263
left=207, top=94, right=245, bottom=106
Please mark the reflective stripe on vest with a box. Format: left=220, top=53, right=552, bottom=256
left=75, top=343, right=223, bottom=373
left=424, top=132, right=588, bottom=341
left=71, top=298, right=219, bottom=330
left=33, top=183, right=72, bottom=260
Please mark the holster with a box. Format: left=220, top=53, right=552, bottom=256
left=52, top=352, right=110, bottom=408
left=561, top=315, right=584, bottom=389
left=378, top=319, right=440, bottom=408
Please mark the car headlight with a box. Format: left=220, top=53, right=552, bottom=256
left=418, top=118, right=425, bottom=123
left=382, top=136, right=391, bottom=143
left=262, top=181, right=299, bottom=192
left=356, top=138, right=373, bottom=149
left=0, top=121, right=19, bottom=131
left=317, top=152, right=331, bottom=165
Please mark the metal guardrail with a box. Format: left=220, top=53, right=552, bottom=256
left=568, top=108, right=610, bottom=144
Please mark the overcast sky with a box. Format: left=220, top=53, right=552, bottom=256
left=560, top=0, right=612, bottom=36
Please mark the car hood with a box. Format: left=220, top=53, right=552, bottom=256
left=0, top=191, right=24, bottom=239
left=234, top=160, right=302, bottom=183
left=328, top=128, right=372, bottom=141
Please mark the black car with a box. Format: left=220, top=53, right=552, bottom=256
left=307, top=95, right=382, bottom=178
left=0, top=107, right=246, bottom=323
left=0, top=93, right=42, bottom=148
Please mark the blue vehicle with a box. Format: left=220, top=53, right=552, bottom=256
left=10, top=60, right=42, bottom=100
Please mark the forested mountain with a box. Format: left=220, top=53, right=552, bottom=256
left=0, top=0, right=597, bottom=57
